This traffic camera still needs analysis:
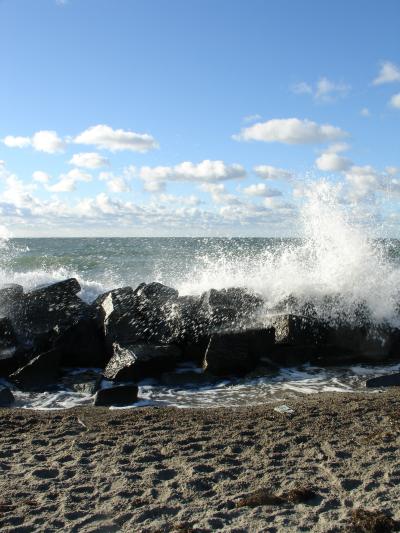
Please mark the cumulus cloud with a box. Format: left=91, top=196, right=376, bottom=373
left=390, top=93, right=400, bottom=109
left=46, top=169, right=92, bottom=193
left=199, top=183, right=239, bottom=205
left=157, top=193, right=201, bottom=206
left=32, top=131, right=65, bottom=153
left=74, top=124, right=158, bottom=153
left=3, top=135, right=31, bottom=148
left=315, top=143, right=352, bottom=172
left=69, top=152, right=109, bottom=169
left=243, top=183, right=282, bottom=197
left=345, top=165, right=381, bottom=200
left=99, top=171, right=132, bottom=193
left=2, top=130, right=65, bottom=153
left=233, top=118, right=347, bottom=144
left=292, top=78, right=350, bottom=102
left=32, top=171, right=51, bottom=183
left=139, top=160, right=245, bottom=192
left=253, top=165, right=293, bottom=180
left=373, top=61, right=400, bottom=85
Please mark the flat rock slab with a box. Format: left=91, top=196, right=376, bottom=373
left=366, top=373, right=400, bottom=388
left=93, top=384, right=138, bottom=406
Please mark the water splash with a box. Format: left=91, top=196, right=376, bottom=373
left=177, top=182, right=400, bottom=325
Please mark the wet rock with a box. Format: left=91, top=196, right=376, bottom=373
left=203, top=328, right=275, bottom=376
left=0, top=317, right=23, bottom=377
left=97, top=283, right=175, bottom=346
left=93, top=384, right=138, bottom=406
left=181, top=336, right=211, bottom=364
left=104, top=343, right=182, bottom=382
left=165, top=295, right=205, bottom=343
left=200, top=287, right=263, bottom=331
left=53, top=318, right=107, bottom=367
left=0, top=284, right=24, bottom=312
left=326, top=324, right=393, bottom=362
left=270, top=314, right=327, bottom=345
left=0, top=385, right=14, bottom=407
left=365, top=373, right=400, bottom=388
left=160, top=370, right=216, bottom=386
left=5, top=279, right=91, bottom=351
left=134, top=282, right=178, bottom=306
left=10, top=349, right=61, bottom=391
left=61, top=369, right=102, bottom=394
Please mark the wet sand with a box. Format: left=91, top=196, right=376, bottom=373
left=0, top=390, right=399, bottom=532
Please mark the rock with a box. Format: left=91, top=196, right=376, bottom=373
left=93, top=384, right=138, bottom=406
left=164, top=295, right=204, bottom=343
left=160, top=370, right=216, bottom=386
left=0, top=317, right=22, bottom=377
left=366, top=373, right=400, bottom=388
left=181, top=337, right=211, bottom=364
left=266, top=344, right=320, bottom=366
left=5, top=279, right=91, bottom=350
left=10, top=349, right=61, bottom=390
left=203, top=328, right=275, bottom=376
left=134, top=282, right=178, bottom=306
left=0, top=284, right=24, bottom=312
left=104, top=343, right=182, bottom=382
left=61, top=369, right=102, bottom=394
left=0, top=386, right=14, bottom=407
left=326, top=324, right=393, bottom=362
left=269, top=314, right=327, bottom=345
left=53, top=318, right=107, bottom=367
left=200, top=288, right=263, bottom=330
left=97, top=284, right=174, bottom=346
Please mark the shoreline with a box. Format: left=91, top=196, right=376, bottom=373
left=1, top=390, right=400, bottom=532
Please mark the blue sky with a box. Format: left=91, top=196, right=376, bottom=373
left=0, top=0, right=399, bottom=236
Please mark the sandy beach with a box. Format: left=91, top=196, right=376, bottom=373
left=0, top=390, right=399, bottom=532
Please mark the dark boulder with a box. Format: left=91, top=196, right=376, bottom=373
left=160, top=370, right=216, bottom=386
left=104, top=343, right=182, bottom=382
left=203, top=328, right=275, bottom=376
left=0, top=386, right=14, bottom=407
left=93, top=384, right=138, bottom=406
left=53, top=318, right=107, bottom=367
left=96, top=283, right=175, bottom=346
left=0, top=317, right=22, bottom=377
left=199, top=288, right=263, bottom=331
left=164, top=295, right=204, bottom=343
left=134, top=282, right=178, bottom=306
left=5, top=279, right=91, bottom=351
left=0, top=284, right=24, bottom=313
left=61, top=369, right=102, bottom=394
left=10, top=348, right=61, bottom=391
left=366, top=373, right=400, bottom=388
left=270, top=314, right=327, bottom=345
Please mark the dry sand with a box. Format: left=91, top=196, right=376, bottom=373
left=0, top=390, right=400, bottom=532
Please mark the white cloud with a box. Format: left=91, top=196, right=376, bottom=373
left=139, top=160, right=245, bottom=192
left=316, top=153, right=352, bottom=172
left=3, top=135, right=31, bottom=148
left=360, top=108, right=371, bottom=117
left=32, top=171, right=51, bottom=183
left=74, top=124, right=158, bottom=153
left=316, top=143, right=352, bottom=172
left=234, top=118, right=347, bottom=144
left=373, top=61, right=400, bottom=85
left=390, top=93, right=400, bottom=109
left=69, top=152, right=109, bottom=169
left=292, top=78, right=350, bottom=102
left=253, top=165, right=293, bottom=180
left=385, top=166, right=400, bottom=176
left=158, top=193, right=200, bottom=206
left=199, top=183, right=239, bottom=205
left=99, top=171, right=131, bottom=193
left=345, top=165, right=381, bottom=200
left=46, top=168, right=92, bottom=193
left=243, top=183, right=282, bottom=197
left=32, top=130, right=65, bottom=153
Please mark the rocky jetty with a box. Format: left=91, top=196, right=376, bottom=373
left=0, top=278, right=399, bottom=405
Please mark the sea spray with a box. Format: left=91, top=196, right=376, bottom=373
left=177, top=182, right=400, bottom=325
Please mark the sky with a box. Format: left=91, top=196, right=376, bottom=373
left=0, top=0, right=399, bottom=237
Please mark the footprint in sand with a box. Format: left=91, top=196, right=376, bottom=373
left=31, top=468, right=59, bottom=479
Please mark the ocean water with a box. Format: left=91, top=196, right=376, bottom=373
left=1, top=183, right=400, bottom=408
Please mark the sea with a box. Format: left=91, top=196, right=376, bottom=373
left=1, top=189, right=400, bottom=409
